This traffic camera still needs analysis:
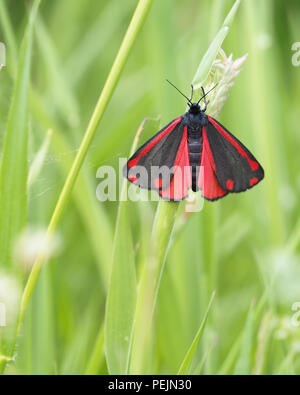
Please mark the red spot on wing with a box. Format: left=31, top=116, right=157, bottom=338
left=250, top=177, right=259, bottom=186
left=128, top=117, right=182, bottom=168
left=199, top=126, right=227, bottom=200
left=208, top=117, right=259, bottom=172
left=226, top=179, right=234, bottom=190
left=128, top=175, right=138, bottom=183
left=159, top=126, right=191, bottom=200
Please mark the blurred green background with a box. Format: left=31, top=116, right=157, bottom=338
left=1, top=0, right=300, bottom=375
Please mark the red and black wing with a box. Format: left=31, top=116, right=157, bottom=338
left=199, top=116, right=264, bottom=200
left=158, top=125, right=191, bottom=201
left=124, top=117, right=192, bottom=201
left=198, top=125, right=228, bottom=200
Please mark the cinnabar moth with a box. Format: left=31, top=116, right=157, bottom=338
left=124, top=82, right=264, bottom=201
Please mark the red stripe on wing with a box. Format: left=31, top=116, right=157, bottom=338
left=159, top=126, right=191, bottom=201
left=128, top=117, right=182, bottom=168
left=208, top=116, right=259, bottom=171
left=199, top=126, right=227, bottom=200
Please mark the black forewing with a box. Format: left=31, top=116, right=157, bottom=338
left=123, top=118, right=185, bottom=190
left=206, top=117, right=264, bottom=193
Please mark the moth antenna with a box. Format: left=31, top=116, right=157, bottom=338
left=166, top=80, right=192, bottom=104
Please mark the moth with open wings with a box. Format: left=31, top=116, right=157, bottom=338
left=123, top=82, right=264, bottom=201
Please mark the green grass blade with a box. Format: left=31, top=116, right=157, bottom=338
left=104, top=190, right=136, bottom=374
left=31, top=265, right=56, bottom=374
left=28, top=129, right=52, bottom=188
left=35, top=17, right=80, bottom=126
left=217, top=336, right=242, bottom=375
left=234, top=300, right=255, bottom=375
left=178, top=291, right=215, bottom=375
left=64, top=0, right=124, bottom=88
left=252, top=313, right=275, bottom=375
left=60, top=301, right=101, bottom=374
left=85, top=325, right=105, bottom=375
left=0, top=0, right=41, bottom=268
left=286, top=218, right=300, bottom=253
left=192, top=0, right=241, bottom=86
left=218, top=290, right=270, bottom=375
left=192, top=337, right=217, bottom=374
left=104, top=175, right=136, bottom=374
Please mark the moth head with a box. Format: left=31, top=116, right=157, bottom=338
left=188, top=102, right=201, bottom=114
